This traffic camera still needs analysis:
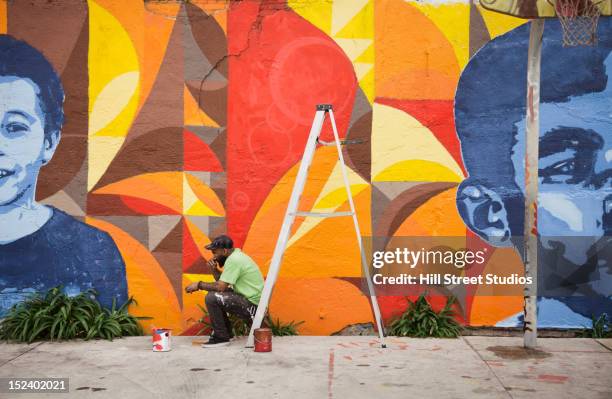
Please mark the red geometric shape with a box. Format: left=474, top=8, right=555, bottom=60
left=227, top=2, right=357, bottom=246
left=184, top=129, right=223, bottom=172
left=182, top=221, right=202, bottom=271
left=120, top=195, right=179, bottom=216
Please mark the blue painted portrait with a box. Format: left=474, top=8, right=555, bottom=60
left=0, top=35, right=127, bottom=316
left=455, top=19, right=611, bottom=328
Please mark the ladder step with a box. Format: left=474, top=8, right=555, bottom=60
left=317, top=138, right=364, bottom=146
left=292, top=211, right=354, bottom=218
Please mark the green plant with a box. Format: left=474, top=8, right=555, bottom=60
left=387, top=293, right=462, bottom=338
left=0, top=286, right=148, bottom=343
left=578, top=314, right=611, bottom=338
left=264, top=314, right=303, bottom=336
left=195, top=305, right=303, bottom=336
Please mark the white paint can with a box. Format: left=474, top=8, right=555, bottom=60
left=152, top=328, right=171, bottom=352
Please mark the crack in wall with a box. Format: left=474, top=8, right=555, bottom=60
left=195, top=1, right=290, bottom=116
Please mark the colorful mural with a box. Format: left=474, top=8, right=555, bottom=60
left=0, top=0, right=608, bottom=334
left=455, top=18, right=612, bottom=328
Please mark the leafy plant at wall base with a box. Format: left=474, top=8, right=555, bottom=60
left=0, top=286, right=148, bottom=343
left=264, top=315, right=303, bottom=336
left=387, top=293, right=462, bottom=338
left=195, top=305, right=303, bottom=336
left=578, top=314, right=611, bottom=338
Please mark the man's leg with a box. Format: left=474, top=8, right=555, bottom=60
left=221, top=311, right=234, bottom=339
left=205, top=291, right=232, bottom=341
left=209, top=291, right=257, bottom=329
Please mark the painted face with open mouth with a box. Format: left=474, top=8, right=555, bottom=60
left=0, top=76, right=53, bottom=207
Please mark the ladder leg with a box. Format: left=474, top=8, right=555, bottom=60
left=328, top=110, right=386, bottom=348
left=246, top=110, right=327, bottom=347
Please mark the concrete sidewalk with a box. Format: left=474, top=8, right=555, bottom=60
left=1, top=336, right=610, bottom=399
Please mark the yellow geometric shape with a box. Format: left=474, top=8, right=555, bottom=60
left=89, top=71, right=140, bottom=136
left=359, top=67, right=375, bottom=104
left=183, top=173, right=225, bottom=217
left=334, top=38, right=372, bottom=62
left=354, top=62, right=373, bottom=81
left=184, top=273, right=215, bottom=283
left=288, top=0, right=332, bottom=35
left=287, top=161, right=368, bottom=248
left=87, top=136, right=125, bottom=191
left=477, top=4, right=528, bottom=39
left=184, top=85, right=220, bottom=127
left=410, top=2, right=471, bottom=69
left=375, top=160, right=462, bottom=183
left=371, top=103, right=464, bottom=182
left=355, top=43, right=374, bottom=63
left=88, top=0, right=140, bottom=189
left=335, top=0, right=373, bottom=40
left=332, top=0, right=370, bottom=36
left=314, top=184, right=369, bottom=209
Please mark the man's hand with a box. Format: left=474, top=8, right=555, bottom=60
left=185, top=282, right=200, bottom=294
left=207, top=258, right=223, bottom=273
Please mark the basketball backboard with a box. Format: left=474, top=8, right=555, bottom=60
left=479, top=0, right=611, bottom=18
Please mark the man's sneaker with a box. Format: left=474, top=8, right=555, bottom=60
left=202, top=336, right=230, bottom=348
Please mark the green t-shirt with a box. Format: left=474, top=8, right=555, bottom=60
left=219, top=249, right=264, bottom=305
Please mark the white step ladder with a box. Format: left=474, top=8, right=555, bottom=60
left=246, top=104, right=386, bottom=348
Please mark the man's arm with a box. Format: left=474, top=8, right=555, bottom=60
left=198, top=280, right=228, bottom=292
left=185, top=280, right=228, bottom=293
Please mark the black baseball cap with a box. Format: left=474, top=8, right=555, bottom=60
left=205, top=235, right=234, bottom=250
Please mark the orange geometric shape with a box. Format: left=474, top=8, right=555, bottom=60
left=278, top=188, right=371, bottom=278
left=0, top=1, right=6, bottom=34
left=183, top=130, right=223, bottom=172
left=184, top=85, right=220, bottom=127
left=183, top=173, right=225, bottom=216
left=181, top=274, right=215, bottom=332
left=269, top=277, right=374, bottom=335
left=86, top=217, right=182, bottom=332
left=375, top=0, right=460, bottom=100
left=243, top=146, right=341, bottom=269
left=469, top=296, right=524, bottom=326
left=94, top=172, right=182, bottom=214
left=394, top=187, right=465, bottom=236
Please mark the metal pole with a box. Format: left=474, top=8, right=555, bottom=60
left=523, top=19, right=544, bottom=348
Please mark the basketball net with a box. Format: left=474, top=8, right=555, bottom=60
left=550, top=0, right=602, bottom=46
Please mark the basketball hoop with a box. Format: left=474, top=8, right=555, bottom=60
left=548, top=0, right=602, bottom=46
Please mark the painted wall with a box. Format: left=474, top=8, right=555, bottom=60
left=0, top=0, right=609, bottom=334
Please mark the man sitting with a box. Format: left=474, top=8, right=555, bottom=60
left=185, top=235, right=264, bottom=347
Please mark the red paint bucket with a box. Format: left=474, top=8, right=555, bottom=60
left=254, top=328, right=272, bottom=352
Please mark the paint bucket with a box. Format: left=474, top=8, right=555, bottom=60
left=152, top=328, right=172, bottom=352
left=254, top=328, right=272, bottom=352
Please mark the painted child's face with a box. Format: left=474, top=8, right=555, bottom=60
left=0, top=76, right=55, bottom=207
